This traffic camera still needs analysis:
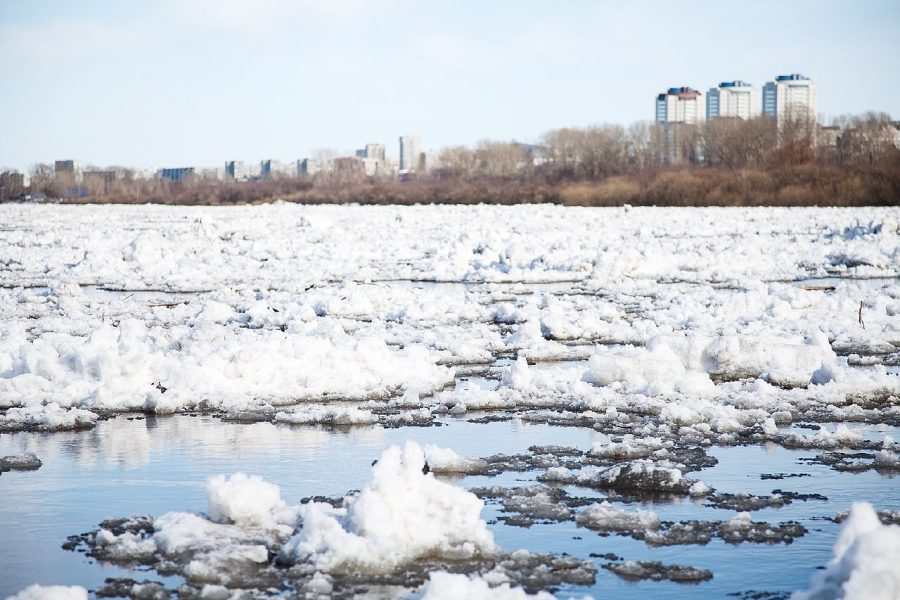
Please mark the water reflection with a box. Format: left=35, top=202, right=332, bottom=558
left=0, top=415, right=896, bottom=599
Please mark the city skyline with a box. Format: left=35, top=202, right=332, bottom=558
left=1, top=0, right=899, bottom=171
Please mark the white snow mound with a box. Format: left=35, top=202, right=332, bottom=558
left=792, top=502, right=900, bottom=600
left=280, top=441, right=496, bottom=572
left=421, top=571, right=555, bottom=599
left=5, top=585, right=88, bottom=600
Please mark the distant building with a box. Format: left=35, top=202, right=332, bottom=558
left=354, top=143, right=389, bottom=176
left=762, top=74, right=817, bottom=130
left=0, top=170, right=28, bottom=200
left=332, top=157, right=365, bottom=173
left=655, top=87, right=704, bottom=125
left=197, top=168, right=225, bottom=181
left=259, top=160, right=294, bottom=180
left=707, top=81, right=759, bottom=120
left=297, top=159, right=318, bottom=175
left=54, top=160, right=83, bottom=183
left=356, top=143, right=386, bottom=161
left=156, top=167, right=195, bottom=182
left=225, top=161, right=256, bottom=181
left=399, top=135, right=422, bottom=172
left=82, top=169, right=125, bottom=186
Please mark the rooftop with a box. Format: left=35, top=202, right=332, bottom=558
left=775, top=73, right=810, bottom=82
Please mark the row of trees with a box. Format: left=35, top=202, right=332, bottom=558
left=4, top=112, right=897, bottom=205
left=430, top=112, right=898, bottom=184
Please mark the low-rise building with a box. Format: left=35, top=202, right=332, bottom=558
left=297, top=159, right=318, bottom=176
left=225, top=161, right=257, bottom=181
left=259, top=160, right=295, bottom=179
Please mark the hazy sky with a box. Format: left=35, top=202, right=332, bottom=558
left=1, top=0, right=898, bottom=171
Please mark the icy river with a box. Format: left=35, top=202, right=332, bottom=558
left=1, top=204, right=899, bottom=599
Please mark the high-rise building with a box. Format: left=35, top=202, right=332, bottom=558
left=762, top=74, right=817, bottom=129
left=356, top=143, right=386, bottom=161
left=54, top=160, right=83, bottom=183
left=355, top=143, right=388, bottom=176
left=399, top=135, right=422, bottom=172
left=707, top=81, right=759, bottom=120
left=655, top=87, right=704, bottom=125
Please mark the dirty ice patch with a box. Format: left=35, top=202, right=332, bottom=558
left=792, top=502, right=900, bottom=600
left=280, top=441, right=496, bottom=573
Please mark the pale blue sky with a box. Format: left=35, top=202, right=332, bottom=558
left=1, top=0, right=898, bottom=171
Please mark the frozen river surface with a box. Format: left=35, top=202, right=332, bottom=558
left=1, top=204, right=899, bottom=599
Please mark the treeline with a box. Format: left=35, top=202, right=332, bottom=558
left=13, top=112, right=900, bottom=206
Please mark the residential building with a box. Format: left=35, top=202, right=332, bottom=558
left=707, top=81, right=759, bottom=120
left=762, top=74, right=817, bottom=130
left=354, top=143, right=389, bottom=176
left=259, top=160, right=294, bottom=179
left=197, top=168, right=225, bottom=181
left=356, top=143, right=386, bottom=161
left=225, top=161, right=256, bottom=181
left=156, top=167, right=195, bottom=182
left=54, top=160, right=83, bottom=183
left=655, top=87, right=704, bottom=125
left=297, top=159, right=318, bottom=176
left=399, top=135, right=422, bottom=172
left=82, top=169, right=125, bottom=185
left=0, top=170, right=28, bottom=199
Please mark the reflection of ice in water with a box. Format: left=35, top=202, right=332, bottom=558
left=0, top=416, right=388, bottom=471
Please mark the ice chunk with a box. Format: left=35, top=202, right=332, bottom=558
left=279, top=441, right=496, bottom=573
left=792, top=502, right=900, bottom=600
left=274, top=406, right=377, bottom=426
left=5, top=586, right=88, bottom=600
left=206, top=472, right=288, bottom=529
left=421, top=571, right=555, bottom=599
left=0, top=453, right=42, bottom=472
left=576, top=501, right=660, bottom=532
left=423, top=445, right=489, bottom=474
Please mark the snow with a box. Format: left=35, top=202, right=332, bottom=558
left=576, top=501, right=660, bottom=532
left=5, top=586, right=87, bottom=600
left=86, top=442, right=497, bottom=585
left=2, top=204, right=900, bottom=595
left=206, top=472, right=291, bottom=529
left=421, top=571, right=555, bottom=599
left=422, top=444, right=489, bottom=473
left=280, top=441, right=496, bottom=572
left=792, top=502, right=900, bottom=600
left=2, top=205, right=900, bottom=432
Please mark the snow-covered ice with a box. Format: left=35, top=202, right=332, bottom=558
left=792, top=502, right=900, bottom=600
left=2, top=203, right=899, bottom=598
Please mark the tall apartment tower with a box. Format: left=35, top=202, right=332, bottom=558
left=706, top=81, right=760, bottom=120
left=655, top=87, right=704, bottom=125
left=762, top=74, right=817, bottom=129
left=399, top=135, right=422, bottom=172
